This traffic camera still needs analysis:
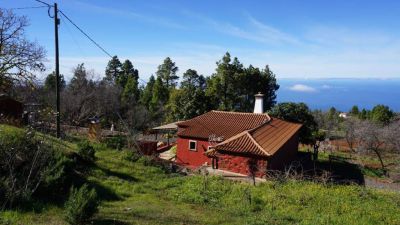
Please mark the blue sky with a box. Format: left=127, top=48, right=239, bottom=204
left=3, top=0, right=400, bottom=81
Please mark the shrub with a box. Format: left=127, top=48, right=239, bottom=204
left=64, top=184, right=98, bottom=225
left=138, top=155, right=155, bottom=166
left=103, top=136, right=126, bottom=150
left=123, top=150, right=141, bottom=162
left=0, top=126, right=68, bottom=208
left=77, top=140, right=95, bottom=161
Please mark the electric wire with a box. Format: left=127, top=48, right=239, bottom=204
left=32, top=0, right=147, bottom=84
left=33, top=0, right=113, bottom=58
left=6, top=6, right=48, bottom=10
left=58, top=10, right=113, bottom=58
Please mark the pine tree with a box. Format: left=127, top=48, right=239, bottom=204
left=205, top=52, right=279, bottom=112
left=104, top=56, right=122, bottom=83
left=69, top=63, right=89, bottom=92
left=44, top=71, right=66, bottom=91
left=140, top=75, right=155, bottom=109
left=150, top=76, right=168, bottom=113
left=119, top=59, right=139, bottom=88
left=121, top=75, right=140, bottom=105
left=156, top=57, right=179, bottom=89
left=350, top=105, right=360, bottom=115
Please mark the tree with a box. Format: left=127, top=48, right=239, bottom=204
left=326, top=107, right=340, bottom=137
left=384, top=120, right=400, bottom=153
left=69, top=63, right=90, bottom=92
left=350, top=105, right=360, bottom=116
left=206, top=53, right=279, bottom=112
left=259, top=65, right=280, bottom=110
left=165, top=88, right=184, bottom=122
left=207, top=52, right=244, bottom=111
left=0, top=9, right=46, bottom=92
left=342, top=117, right=359, bottom=152
left=156, top=57, right=179, bottom=89
left=104, top=56, right=122, bottom=83
left=121, top=75, right=140, bottom=105
left=150, top=76, right=168, bottom=115
left=359, top=108, right=369, bottom=120
left=269, top=102, right=317, bottom=145
left=119, top=59, right=139, bottom=88
left=44, top=72, right=66, bottom=91
left=356, top=120, right=387, bottom=174
left=165, top=69, right=211, bottom=121
left=311, top=130, right=326, bottom=161
left=62, top=64, right=96, bottom=126
left=370, top=104, right=393, bottom=125
left=140, top=75, right=155, bottom=109
left=247, top=158, right=259, bottom=186
left=178, top=69, right=210, bottom=119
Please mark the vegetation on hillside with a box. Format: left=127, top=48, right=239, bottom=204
left=1, top=125, right=400, bottom=225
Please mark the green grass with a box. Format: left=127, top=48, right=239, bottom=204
left=1, top=125, right=400, bottom=224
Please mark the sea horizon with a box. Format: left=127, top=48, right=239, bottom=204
left=276, top=78, right=400, bottom=112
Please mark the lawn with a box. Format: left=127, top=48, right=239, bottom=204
left=1, top=125, right=400, bottom=225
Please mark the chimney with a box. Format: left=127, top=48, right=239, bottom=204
left=253, top=92, right=264, bottom=113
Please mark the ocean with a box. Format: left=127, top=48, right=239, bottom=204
left=276, top=78, right=400, bottom=112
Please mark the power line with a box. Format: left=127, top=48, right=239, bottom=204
left=58, top=10, right=113, bottom=58
left=33, top=0, right=112, bottom=58
left=7, top=6, right=48, bottom=10
left=34, top=0, right=51, bottom=7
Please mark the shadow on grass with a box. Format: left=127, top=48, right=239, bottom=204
left=87, top=180, right=122, bottom=201
left=318, top=160, right=365, bottom=185
left=298, top=152, right=365, bottom=185
left=91, top=219, right=130, bottom=225
left=93, top=164, right=139, bottom=182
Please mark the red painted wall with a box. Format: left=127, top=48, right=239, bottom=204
left=218, top=153, right=267, bottom=177
left=267, top=133, right=299, bottom=170
left=216, top=132, right=300, bottom=177
left=176, top=132, right=300, bottom=177
left=176, top=138, right=212, bottom=167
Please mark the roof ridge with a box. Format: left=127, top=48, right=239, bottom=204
left=248, top=117, right=273, bottom=134
left=215, top=130, right=270, bottom=156
left=211, top=110, right=270, bottom=116
left=269, top=117, right=303, bottom=126
left=245, top=132, right=271, bottom=156
left=215, top=130, right=248, bottom=146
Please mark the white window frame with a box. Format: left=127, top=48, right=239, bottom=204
left=189, top=140, right=197, bottom=151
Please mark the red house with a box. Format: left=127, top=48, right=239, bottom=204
left=175, top=94, right=302, bottom=177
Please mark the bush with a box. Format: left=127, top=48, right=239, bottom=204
left=64, top=184, right=99, bottom=225
left=103, top=136, right=126, bottom=150
left=123, top=150, right=141, bottom=162
left=0, top=126, right=69, bottom=208
left=77, top=140, right=95, bottom=161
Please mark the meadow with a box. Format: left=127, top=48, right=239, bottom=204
left=1, top=124, right=400, bottom=225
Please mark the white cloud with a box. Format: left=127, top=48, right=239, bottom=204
left=321, top=84, right=331, bottom=89
left=183, top=11, right=299, bottom=46
left=72, top=1, right=185, bottom=29
left=289, top=84, right=317, bottom=93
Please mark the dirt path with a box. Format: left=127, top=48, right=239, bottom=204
left=364, top=177, right=400, bottom=192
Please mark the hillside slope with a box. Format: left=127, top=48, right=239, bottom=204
left=1, top=125, right=399, bottom=225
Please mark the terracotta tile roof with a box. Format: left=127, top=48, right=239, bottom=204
left=214, top=118, right=302, bottom=156
left=251, top=118, right=302, bottom=155
left=215, top=131, right=269, bottom=156
left=177, top=110, right=270, bottom=140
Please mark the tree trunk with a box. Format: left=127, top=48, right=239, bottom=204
left=373, top=149, right=386, bottom=176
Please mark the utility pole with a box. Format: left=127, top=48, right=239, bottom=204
left=54, top=3, right=61, bottom=138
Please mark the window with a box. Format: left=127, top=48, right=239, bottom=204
left=189, top=140, right=197, bottom=151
